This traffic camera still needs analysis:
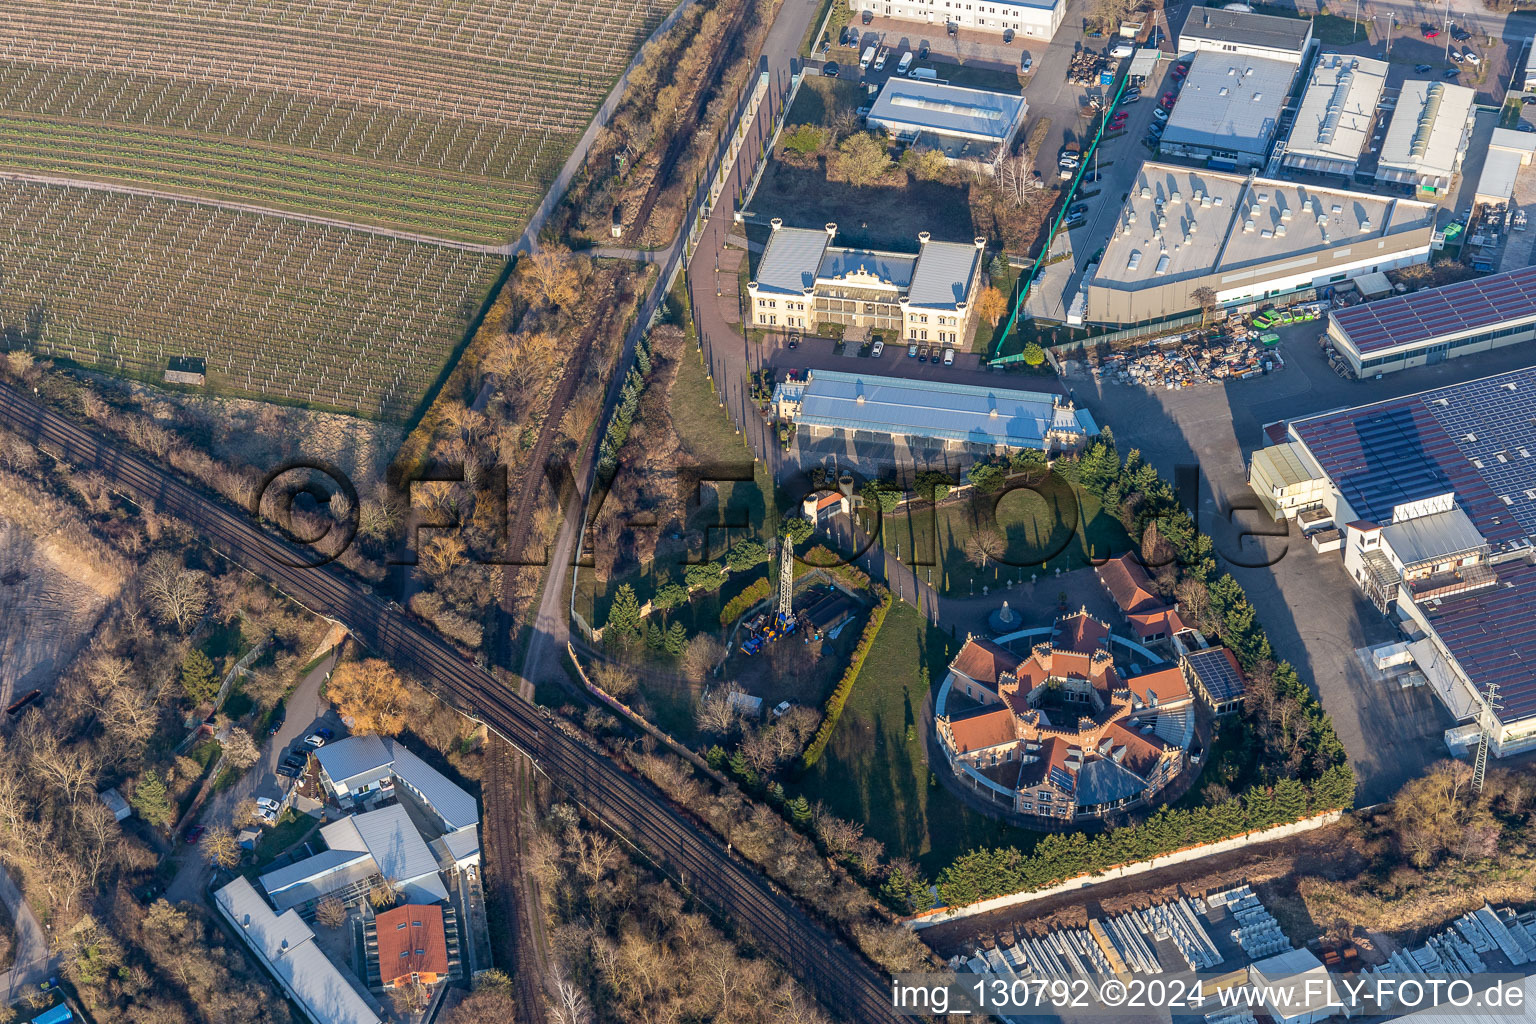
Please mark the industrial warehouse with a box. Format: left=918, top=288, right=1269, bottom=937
left=1249, top=366, right=1536, bottom=758
left=865, top=78, right=1027, bottom=172
left=772, top=369, right=1098, bottom=458
left=1085, top=163, right=1437, bottom=325
left=1374, top=80, right=1477, bottom=195
left=1326, top=264, right=1536, bottom=376
left=1279, top=53, right=1389, bottom=178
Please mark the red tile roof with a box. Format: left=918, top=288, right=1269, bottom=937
left=950, top=636, right=1022, bottom=690
left=1100, top=721, right=1171, bottom=777
left=1098, top=554, right=1164, bottom=615
left=1126, top=666, right=1190, bottom=706
left=1018, top=737, right=1075, bottom=792
left=1126, top=607, right=1187, bottom=640
left=946, top=708, right=1017, bottom=753
left=376, top=905, right=449, bottom=983
left=1054, top=611, right=1109, bottom=653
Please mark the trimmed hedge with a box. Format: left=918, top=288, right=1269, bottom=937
left=936, top=764, right=1356, bottom=907
left=799, top=593, right=894, bottom=770
left=719, top=578, right=772, bottom=625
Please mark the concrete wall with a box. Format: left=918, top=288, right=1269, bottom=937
left=905, top=809, right=1344, bottom=929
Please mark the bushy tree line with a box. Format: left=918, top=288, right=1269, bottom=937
left=937, top=765, right=1356, bottom=906
left=597, top=332, right=654, bottom=481
left=799, top=592, right=894, bottom=770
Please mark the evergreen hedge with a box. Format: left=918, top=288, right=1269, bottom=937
left=936, top=764, right=1356, bottom=907
left=799, top=592, right=893, bottom=770
left=719, top=578, right=772, bottom=625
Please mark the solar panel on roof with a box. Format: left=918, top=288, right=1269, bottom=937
left=1189, top=649, right=1244, bottom=703
left=1333, top=265, right=1536, bottom=354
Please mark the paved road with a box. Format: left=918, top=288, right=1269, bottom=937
left=0, top=862, right=55, bottom=1004
left=0, top=382, right=905, bottom=1024
left=166, top=651, right=339, bottom=903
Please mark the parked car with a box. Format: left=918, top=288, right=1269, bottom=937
left=897, top=51, right=914, bottom=75
left=1119, top=92, right=1139, bottom=105
left=918, top=42, right=930, bottom=60
left=870, top=339, right=884, bottom=357
left=1464, top=52, right=1481, bottom=65
left=819, top=38, right=830, bottom=54
left=1450, top=52, right=1462, bottom=62
left=1524, top=95, right=1536, bottom=104
left=1443, top=67, right=1461, bottom=78
left=1148, top=122, right=1163, bottom=137
left=282, top=754, right=308, bottom=774
left=1152, top=106, right=1170, bottom=121
left=185, top=825, right=206, bottom=845
left=823, top=60, right=839, bottom=77
left=1064, top=212, right=1086, bottom=228
left=861, top=8, right=872, bottom=23
left=268, top=705, right=285, bottom=735
left=1068, top=202, right=1088, bottom=217
left=1080, top=170, right=1101, bottom=183
left=873, top=47, right=888, bottom=70
left=946, top=21, right=956, bottom=36
left=1110, top=43, right=1133, bottom=58
left=304, top=732, right=327, bottom=747
left=785, top=334, right=798, bottom=349
left=917, top=345, right=929, bottom=362
left=1414, top=63, right=1433, bottom=73
left=772, top=701, right=792, bottom=718
left=1020, top=53, right=1032, bottom=72
left=907, top=342, right=918, bottom=358
left=276, top=761, right=301, bottom=779
left=1172, top=62, right=1188, bottom=79
left=256, top=797, right=281, bottom=813
left=942, top=348, right=955, bottom=366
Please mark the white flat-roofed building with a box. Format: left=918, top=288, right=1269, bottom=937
left=1375, top=80, right=1476, bottom=195
left=313, top=735, right=480, bottom=837
left=865, top=78, right=1025, bottom=171
left=848, top=0, right=1063, bottom=41
left=1176, top=7, right=1312, bottom=64
left=1525, top=37, right=1536, bottom=91
left=747, top=220, right=984, bottom=344
left=1086, top=162, right=1436, bottom=325
left=1474, top=127, right=1536, bottom=207
left=772, top=369, right=1098, bottom=456
left=1281, top=53, right=1388, bottom=178
left=215, top=877, right=383, bottom=1024
left=1248, top=949, right=1340, bottom=1024
left=1159, top=54, right=1298, bottom=168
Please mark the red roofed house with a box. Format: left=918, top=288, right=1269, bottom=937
left=936, top=612, right=1194, bottom=821
left=1096, top=553, right=1186, bottom=642
left=374, top=904, right=451, bottom=991
left=801, top=491, right=850, bottom=523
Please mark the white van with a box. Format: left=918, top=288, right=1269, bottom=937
left=943, top=348, right=955, bottom=366
left=910, top=66, right=938, bottom=80
left=897, top=51, right=914, bottom=76
left=873, top=46, right=889, bottom=71
left=860, top=44, right=876, bottom=70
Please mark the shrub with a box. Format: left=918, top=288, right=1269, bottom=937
left=799, top=593, right=893, bottom=769
left=719, top=578, right=772, bottom=625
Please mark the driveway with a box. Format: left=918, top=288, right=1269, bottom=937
left=0, top=861, right=55, bottom=1003
left=166, top=650, right=340, bottom=902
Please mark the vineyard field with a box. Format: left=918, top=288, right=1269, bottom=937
left=0, top=182, right=504, bottom=420
left=0, top=0, right=670, bottom=415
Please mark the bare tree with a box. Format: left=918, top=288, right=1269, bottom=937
left=964, top=527, right=1005, bottom=569
left=1192, top=286, right=1219, bottom=326
left=140, top=552, right=209, bottom=631
left=590, top=661, right=637, bottom=700
left=314, top=896, right=347, bottom=929
left=548, top=963, right=593, bottom=1024
left=221, top=727, right=259, bottom=772
left=682, top=634, right=725, bottom=681
left=996, top=154, right=1046, bottom=209
left=695, top=684, right=747, bottom=737
left=201, top=826, right=241, bottom=869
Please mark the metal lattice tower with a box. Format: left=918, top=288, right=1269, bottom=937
left=1473, top=680, right=1503, bottom=794
left=778, top=537, right=794, bottom=620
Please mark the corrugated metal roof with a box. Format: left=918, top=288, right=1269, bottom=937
left=908, top=240, right=980, bottom=308
left=866, top=79, right=1025, bottom=143
left=260, top=848, right=375, bottom=895
left=1252, top=441, right=1322, bottom=489
left=817, top=248, right=913, bottom=287
left=214, top=877, right=384, bottom=1024
left=431, top=825, right=481, bottom=866
left=322, top=804, right=440, bottom=886
left=792, top=370, right=1091, bottom=449
left=1476, top=147, right=1523, bottom=204
left=1160, top=54, right=1295, bottom=157
left=753, top=226, right=830, bottom=295
left=387, top=739, right=480, bottom=833
left=1284, top=53, right=1387, bottom=168
left=313, top=734, right=392, bottom=788
left=1381, top=507, right=1487, bottom=566
left=1331, top=265, right=1536, bottom=356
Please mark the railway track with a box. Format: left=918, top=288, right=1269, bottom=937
left=483, top=740, right=549, bottom=1023
left=0, top=383, right=907, bottom=1024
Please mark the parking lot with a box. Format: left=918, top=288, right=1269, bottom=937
left=1066, top=318, right=1536, bottom=802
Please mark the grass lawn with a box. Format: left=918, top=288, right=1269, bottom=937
left=882, top=476, right=1132, bottom=594
left=251, top=808, right=321, bottom=870
left=793, top=603, right=1040, bottom=873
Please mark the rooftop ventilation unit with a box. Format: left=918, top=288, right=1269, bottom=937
left=1275, top=224, right=1287, bottom=237
left=1127, top=249, right=1142, bottom=270
left=1170, top=190, right=1182, bottom=204
left=1280, top=208, right=1292, bottom=221
left=1261, top=228, right=1273, bottom=238
left=1219, top=87, right=1230, bottom=96
left=1140, top=186, right=1152, bottom=199
left=1360, top=216, right=1372, bottom=230
left=1243, top=219, right=1256, bottom=232
left=1154, top=254, right=1171, bottom=275
left=1410, top=83, right=1445, bottom=159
